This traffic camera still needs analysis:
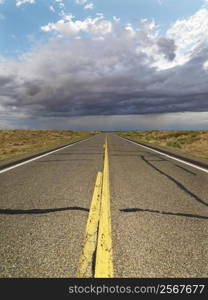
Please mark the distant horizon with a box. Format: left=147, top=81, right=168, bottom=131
left=1, top=127, right=208, bottom=131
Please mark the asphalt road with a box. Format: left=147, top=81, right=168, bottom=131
left=0, top=133, right=208, bottom=277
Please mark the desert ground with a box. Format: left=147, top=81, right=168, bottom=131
left=118, top=130, right=208, bottom=159
left=0, top=130, right=96, bottom=161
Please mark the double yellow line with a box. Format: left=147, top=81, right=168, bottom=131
left=77, top=137, right=113, bottom=278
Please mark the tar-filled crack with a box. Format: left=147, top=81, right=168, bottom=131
left=91, top=248, right=97, bottom=277
left=91, top=221, right=100, bottom=277
left=141, top=155, right=208, bottom=207
left=175, top=164, right=196, bottom=176
left=120, top=208, right=208, bottom=220
left=0, top=206, right=89, bottom=215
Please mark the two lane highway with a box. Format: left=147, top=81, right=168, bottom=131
left=0, top=133, right=208, bottom=277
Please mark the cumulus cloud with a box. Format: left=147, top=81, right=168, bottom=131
left=167, top=8, right=208, bottom=65
left=84, top=3, right=94, bottom=10
left=113, top=16, right=120, bottom=22
left=41, top=14, right=113, bottom=36
left=16, top=0, right=36, bottom=6
left=1, top=8, right=208, bottom=128
left=75, top=0, right=94, bottom=10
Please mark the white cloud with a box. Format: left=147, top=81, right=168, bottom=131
left=167, top=8, right=208, bottom=65
left=203, top=60, right=208, bottom=70
left=16, top=0, right=36, bottom=6
left=0, top=0, right=5, bottom=4
left=49, top=5, right=55, bottom=13
left=75, top=0, right=94, bottom=10
left=84, top=3, right=94, bottom=10
left=41, top=14, right=113, bottom=36
left=75, top=0, right=88, bottom=4
left=113, top=16, right=120, bottom=22
left=59, top=2, right=65, bottom=8
left=54, top=0, right=66, bottom=16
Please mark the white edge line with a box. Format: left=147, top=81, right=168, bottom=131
left=119, top=136, right=208, bottom=174
left=0, top=136, right=93, bottom=175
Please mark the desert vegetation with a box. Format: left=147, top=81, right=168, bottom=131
left=118, top=130, right=208, bottom=159
left=0, top=130, right=96, bottom=161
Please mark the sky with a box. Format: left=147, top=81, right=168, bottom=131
left=0, top=0, right=208, bottom=130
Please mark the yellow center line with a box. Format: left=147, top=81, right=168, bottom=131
left=76, top=171, right=103, bottom=278
left=95, top=137, right=113, bottom=278
left=76, top=136, right=114, bottom=278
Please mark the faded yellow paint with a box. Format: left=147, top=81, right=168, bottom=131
left=76, top=136, right=114, bottom=278
left=95, top=137, right=114, bottom=277
left=76, top=171, right=103, bottom=278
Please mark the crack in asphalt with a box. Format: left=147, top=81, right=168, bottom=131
left=141, top=155, right=208, bottom=207
left=120, top=208, right=208, bottom=220
left=175, top=164, right=196, bottom=176
left=0, top=206, right=89, bottom=215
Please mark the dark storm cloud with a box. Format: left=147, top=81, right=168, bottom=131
left=157, top=37, right=176, bottom=61
left=0, top=21, right=208, bottom=119
left=0, top=75, right=15, bottom=87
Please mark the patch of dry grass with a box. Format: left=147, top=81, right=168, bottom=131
left=0, top=129, right=96, bottom=161
left=118, top=130, right=208, bottom=159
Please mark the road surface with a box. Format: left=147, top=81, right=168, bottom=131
left=0, top=133, right=208, bottom=277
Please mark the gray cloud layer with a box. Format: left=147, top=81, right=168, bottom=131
left=0, top=16, right=208, bottom=124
